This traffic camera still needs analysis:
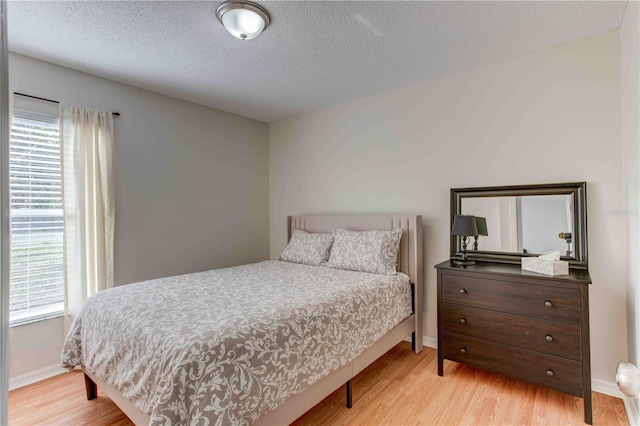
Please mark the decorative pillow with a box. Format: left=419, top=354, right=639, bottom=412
left=279, top=229, right=334, bottom=266
left=327, top=228, right=403, bottom=275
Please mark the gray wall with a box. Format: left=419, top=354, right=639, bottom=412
left=269, top=31, right=625, bottom=384
left=9, top=53, right=270, bottom=378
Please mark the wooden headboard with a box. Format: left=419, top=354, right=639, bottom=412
left=288, top=214, right=424, bottom=347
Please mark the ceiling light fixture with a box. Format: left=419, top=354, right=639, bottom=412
left=216, top=1, right=271, bottom=41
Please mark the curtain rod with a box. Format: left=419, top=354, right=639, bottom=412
left=13, top=92, right=121, bottom=117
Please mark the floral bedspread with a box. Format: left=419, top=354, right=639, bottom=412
left=61, top=260, right=412, bottom=425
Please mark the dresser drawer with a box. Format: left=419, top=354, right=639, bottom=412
left=442, top=332, right=583, bottom=397
left=442, top=304, right=582, bottom=360
left=441, top=274, right=581, bottom=325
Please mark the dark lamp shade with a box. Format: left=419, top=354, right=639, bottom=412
left=451, top=215, right=478, bottom=237
left=474, top=216, right=488, bottom=236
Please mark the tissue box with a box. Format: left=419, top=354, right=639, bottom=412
left=521, top=257, right=569, bottom=276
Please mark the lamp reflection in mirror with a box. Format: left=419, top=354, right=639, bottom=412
left=473, top=216, right=488, bottom=251
left=617, top=362, right=640, bottom=397
left=452, top=215, right=478, bottom=266
left=559, top=232, right=573, bottom=257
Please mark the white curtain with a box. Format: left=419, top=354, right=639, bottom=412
left=60, top=105, right=115, bottom=331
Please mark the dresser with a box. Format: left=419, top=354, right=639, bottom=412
left=435, top=260, right=592, bottom=424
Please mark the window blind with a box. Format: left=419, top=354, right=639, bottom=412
left=9, top=108, right=64, bottom=324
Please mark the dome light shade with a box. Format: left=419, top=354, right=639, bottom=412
left=617, top=362, right=640, bottom=397
left=216, top=1, right=270, bottom=40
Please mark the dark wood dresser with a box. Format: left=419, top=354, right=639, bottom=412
left=435, top=260, right=592, bottom=424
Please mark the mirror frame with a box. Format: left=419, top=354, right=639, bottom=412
left=450, top=182, right=588, bottom=269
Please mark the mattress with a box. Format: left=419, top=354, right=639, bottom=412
left=61, top=260, right=412, bottom=425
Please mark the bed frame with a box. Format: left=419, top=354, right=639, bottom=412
left=83, top=214, right=423, bottom=425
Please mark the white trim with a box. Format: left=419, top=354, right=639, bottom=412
left=590, top=377, right=638, bottom=426
left=10, top=308, right=64, bottom=328
left=423, top=335, right=437, bottom=349
left=592, top=377, right=635, bottom=424
left=623, top=397, right=640, bottom=426
left=592, top=377, right=624, bottom=398
left=403, top=334, right=437, bottom=349
left=0, top=4, right=11, bottom=423
left=9, top=364, right=67, bottom=391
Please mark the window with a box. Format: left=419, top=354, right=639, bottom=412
left=9, top=108, right=64, bottom=325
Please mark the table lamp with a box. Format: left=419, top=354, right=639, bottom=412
left=452, top=215, right=478, bottom=266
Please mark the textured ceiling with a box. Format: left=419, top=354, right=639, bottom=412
left=8, top=1, right=627, bottom=123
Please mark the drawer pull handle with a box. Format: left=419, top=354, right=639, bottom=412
left=546, top=369, right=554, bottom=377
left=546, top=335, right=553, bottom=342
left=544, top=300, right=553, bottom=307
left=460, top=348, right=467, bottom=354
left=459, top=289, right=467, bottom=294
left=459, top=318, right=467, bottom=324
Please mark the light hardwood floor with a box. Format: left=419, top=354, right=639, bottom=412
left=9, top=342, right=629, bottom=425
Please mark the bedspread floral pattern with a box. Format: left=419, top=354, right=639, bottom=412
left=61, top=261, right=412, bottom=426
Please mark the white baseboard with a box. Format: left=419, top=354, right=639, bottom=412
left=9, top=364, right=68, bottom=391
left=403, top=334, right=437, bottom=348
left=591, top=376, right=639, bottom=426
left=591, top=377, right=637, bottom=424
left=423, top=335, right=437, bottom=349
left=623, top=397, right=640, bottom=426
left=592, top=377, right=624, bottom=398
left=621, top=396, right=640, bottom=426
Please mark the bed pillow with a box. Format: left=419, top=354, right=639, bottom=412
left=327, top=228, right=403, bottom=275
left=279, top=229, right=334, bottom=266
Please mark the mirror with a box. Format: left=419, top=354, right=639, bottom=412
left=462, top=194, right=574, bottom=255
left=451, top=182, right=588, bottom=269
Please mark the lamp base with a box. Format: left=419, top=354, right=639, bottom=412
left=453, top=259, right=476, bottom=266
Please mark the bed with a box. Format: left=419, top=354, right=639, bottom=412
left=62, top=214, right=423, bottom=425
